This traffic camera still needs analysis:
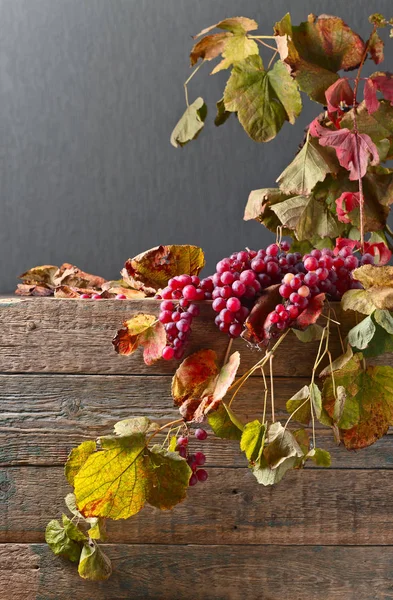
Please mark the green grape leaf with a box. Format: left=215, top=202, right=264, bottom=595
left=274, top=13, right=366, bottom=103
left=112, top=313, right=166, bottom=365
left=190, top=17, right=259, bottom=73
left=122, top=244, right=205, bottom=294
left=292, top=429, right=311, bottom=455
left=45, top=517, right=85, bottom=563
left=307, top=448, right=331, bottom=467
left=309, top=383, right=322, bottom=419
left=347, top=315, right=376, bottom=350
left=322, top=353, right=393, bottom=449
left=374, top=309, right=393, bottom=333
left=208, top=402, right=244, bottom=440
left=276, top=136, right=339, bottom=195
left=65, top=440, right=97, bottom=487
left=240, top=420, right=266, bottom=462
left=223, top=56, right=302, bottom=143
left=341, top=289, right=378, bottom=315
left=170, top=98, right=207, bottom=148
left=146, top=445, right=192, bottom=510
left=286, top=385, right=311, bottom=425
left=292, top=324, right=324, bottom=343
left=87, top=518, right=107, bottom=541
left=270, top=190, right=343, bottom=241
left=78, top=541, right=112, bottom=581
left=215, top=98, right=232, bottom=126
left=243, top=187, right=293, bottom=234
left=320, top=345, right=353, bottom=378
left=361, top=321, right=393, bottom=358
left=73, top=425, right=191, bottom=520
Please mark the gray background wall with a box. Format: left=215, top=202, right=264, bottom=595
left=1, top=0, right=393, bottom=292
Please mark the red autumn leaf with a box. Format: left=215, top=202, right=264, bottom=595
left=242, top=284, right=282, bottom=345
left=333, top=237, right=392, bottom=265
left=292, top=293, right=326, bottom=331
left=364, top=78, right=379, bottom=114
left=311, top=121, right=379, bottom=180
left=190, top=33, right=231, bottom=66
left=112, top=314, right=166, bottom=366
left=171, top=349, right=240, bottom=422
left=335, top=191, right=360, bottom=223
left=333, top=237, right=360, bottom=255
left=325, top=78, right=353, bottom=120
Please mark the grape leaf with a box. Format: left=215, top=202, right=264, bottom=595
left=335, top=192, right=360, bottom=224
left=122, top=245, right=205, bottom=294
left=270, top=192, right=342, bottom=241
left=322, top=353, right=393, bottom=449
left=251, top=422, right=304, bottom=486
left=365, top=73, right=393, bottom=116
left=45, top=516, right=85, bottom=563
left=325, top=78, right=354, bottom=117
left=351, top=265, right=393, bottom=310
left=274, top=13, right=365, bottom=103
left=73, top=425, right=191, bottom=520
left=53, top=263, right=106, bottom=290
left=286, top=385, right=311, bottom=425
left=341, top=100, right=393, bottom=159
left=361, top=321, right=393, bottom=358
left=191, top=17, right=259, bottom=73
left=78, top=541, right=112, bottom=581
left=276, top=136, right=339, bottom=195
left=341, top=289, right=377, bottom=315
left=307, top=448, right=331, bottom=467
left=172, top=350, right=240, bottom=421
left=292, top=293, right=326, bottom=331
left=364, top=79, right=380, bottom=115
left=243, top=188, right=292, bottom=234
left=112, top=313, right=166, bottom=365
left=374, top=309, right=393, bottom=334
left=347, top=315, right=376, bottom=350
left=223, top=55, right=302, bottom=143
left=240, top=420, right=266, bottom=462
left=292, top=324, right=324, bottom=343
left=242, top=284, right=282, bottom=344
left=113, top=417, right=159, bottom=437
left=208, top=402, right=244, bottom=440
left=170, top=98, right=207, bottom=148
left=19, top=265, right=58, bottom=286
left=311, top=122, right=379, bottom=180
left=15, top=283, right=54, bottom=296
left=65, top=440, right=97, bottom=486
left=320, top=344, right=353, bottom=378
left=369, top=31, right=384, bottom=64
left=64, top=493, right=106, bottom=541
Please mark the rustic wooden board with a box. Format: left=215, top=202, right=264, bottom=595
left=1, top=543, right=393, bottom=600
left=2, top=466, right=393, bottom=545
left=0, top=297, right=363, bottom=376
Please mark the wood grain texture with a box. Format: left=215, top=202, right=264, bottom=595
left=0, top=297, right=365, bottom=376
left=1, top=373, right=393, bottom=468
left=2, top=466, right=393, bottom=545
left=2, top=543, right=393, bottom=600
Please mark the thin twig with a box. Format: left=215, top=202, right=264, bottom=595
left=184, top=61, right=204, bottom=107
left=254, top=38, right=277, bottom=52
left=267, top=49, right=278, bottom=70
left=223, top=338, right=233, bottom=366
left=269, top=354, right=275, bottom=423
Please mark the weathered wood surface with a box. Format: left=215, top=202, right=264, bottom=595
left=1, top=297, right=393, bottom=598
left=2, top=466, right=393, bottom=545
left=1, top=373, right=393, bottom=468
left=0, top=297, right=366, bottom=376
left=1, top=543, right=393, bottom=600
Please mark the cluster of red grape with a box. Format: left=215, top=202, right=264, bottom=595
left=157, top=242, right=375, bottom=358
left=266, top=246, right=374, bottom=338
left=176, top=428, right=208, bottom=486
left=158, top=274, right=213, bottom=360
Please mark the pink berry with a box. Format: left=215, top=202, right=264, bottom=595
left=304, top=256, right=318, bottom=271
left=177, top=436, right=188, bottom=447
left=178, top=446, right=187, bottom=458
left=232, top=281, right=246, bottom=297
left=183, top=285, right=197, bottom=300
left=195, top=428, right=208, bottom=441
left=115, top=294, right=127, bottom=300
left=195, top=451, right=206, bottom=466
left=219, top=309, right=233, bottom=324
left=162, top=346, right=175, bottom=360
left=266, top=244, right=279, bottom=257
left=240, top=270, right=256, bottom=285
left=226, top=297, right=241, bottom=313
left=196, top=469, right=208, bottom=482
left=279, top=284, right=291, bottom=299
left=80, top=293, right=91, bottom=299
left=177, top=274, right=192, bottom=287
left=189, top=473, right=198, bottom=486
left=159, top=310, right=172, bottom=324
left=229, top=323, right=242, bottom=337
left=298, top=285, right=310, bottom=298
left=212, top=297, right=227, bottom=313
left=221, top=271, right=235, bottom=285
left=92, top=294, right=102, bottom=300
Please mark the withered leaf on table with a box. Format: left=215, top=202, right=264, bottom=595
left=18, top=265, right=58, bottom=286
left=101, top=280, right=146, bottom=298
left=122, top=245, right=205, bottom=294
left=15, top=283, right=54, bottom=297
left=54, top=263, right=106, bottom=289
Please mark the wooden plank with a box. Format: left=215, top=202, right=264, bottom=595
left=0, top=297, right=365, bottom=376
left=2, top=373, right=393, bottom=468
left=2, top=466, right=393, bottom=545
left=2, top=543, right=393, bottom=600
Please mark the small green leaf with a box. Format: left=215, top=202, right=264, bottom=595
left=348, top=315, right=376, bottom=350
left=215, top=97, right=232, bottom=126
left=292, top=324, right=324, bottom=343
left=286, top=385, right=311, bottom=425
left=263, top=422, right=304, bottom=469
left=168, top=436, right=178, bottom=452
left=277, top=137, right=338, bottom=195
left=208, top=402, right=244, bottom=440
left=361, top=322, right=393, bottom=358
left=224, top=56, right=301, bottom=143
left=307, top=448, right=331, bottom=467
left=146, top=445, right=191, bottom=510
left=374, top=309, right=393, bottom=334
left=240, top=420, right=266, bottom=462
left=78, top=541, right=112, bottom=581
left=87, top=518, right=107, bottom=541
left=170, top=97, right=207, bottom=148
left=65, top=440, right=96, bottom=487
left=114, top=417, right=159, bottom=437
left=310, top=383, right=322, bottom=419
left=341, top=289, right=377, bottom=315
left=45, top=517, right=84, bottom=563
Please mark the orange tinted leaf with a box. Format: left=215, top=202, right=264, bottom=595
left=19, top=265, right=58, bottom=286
left=190, top=32, right=231, bottom=66
left=54, top=263, right=106, bottom=289
left=112, top=314, right=166, bottom=365
left=212, top=351, right=240, bottom=401
left=122, top=245, right=205, bottom=294
left=172, top=349, right=219, bottom=408
left=242, top=284, right=282, bottom=344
